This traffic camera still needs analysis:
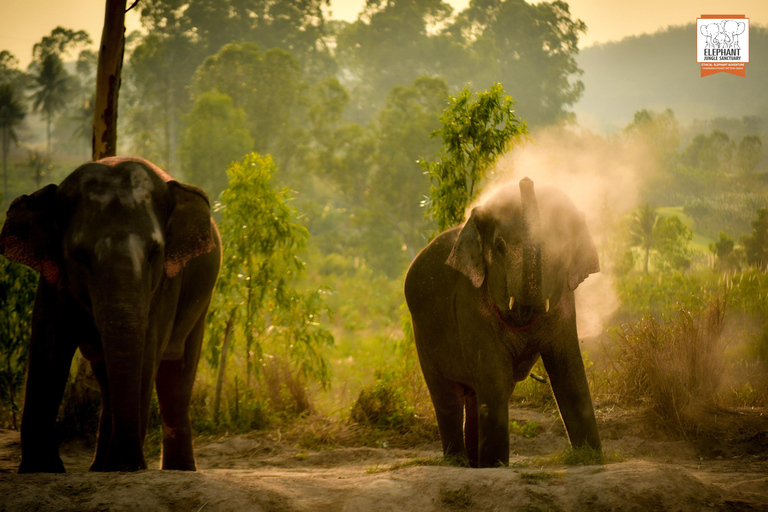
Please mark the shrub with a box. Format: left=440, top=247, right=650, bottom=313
left=611, top=297, right=728, bottom=436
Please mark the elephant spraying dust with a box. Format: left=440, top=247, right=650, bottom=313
left=404, top=177, right=601, bottom=467
left=0, top=157, right=221, bottom=472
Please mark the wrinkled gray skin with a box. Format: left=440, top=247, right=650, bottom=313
left=404, top=178, right=601, bottom=468
left=0, top=157, right=221, bottom=473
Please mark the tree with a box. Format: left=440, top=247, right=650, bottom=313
left=453, top=0, right=587, bottom=125
left=743, top=208, right=768, bottom=269
left=29, top=53, right=71, bottom=155
left=92, top=0, right=127, bottom=159
left=736, top=135, right=762, bottom=174
left=629, top=204, right=658, bottom=274
left=710, top=231, right=740, bottom=272
left=653, top=215, right=692, bottom=271
left=0, top=83, right=26, bottom=205
left=336, top=0, right=459, bottom=119
left=422, top=82, right=527, bottom=231
left=180, top=90, right=254, bottom=199
left=624, top=108, right=680, bottom=169
left=192, top=43, right=302, bottom=162
left=31, top=26, right=91, bottom=63
left=0, top=51, right=28, bottom=88
left=207, top=153, right=333, bottom=419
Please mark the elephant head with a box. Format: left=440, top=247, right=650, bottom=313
left=721, top=20, right=746, bottom=49
left=446, top=178, right=599, bottom=325
left=1, top=160, right=214, bottom=301
left=700, top=23, right=722, bottom=48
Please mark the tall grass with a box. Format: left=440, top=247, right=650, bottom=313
left=611, top=296, right=728, bottom=436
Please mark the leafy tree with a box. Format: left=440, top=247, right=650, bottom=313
left=681, top=130, right=735, bottom=173
left=653, top=215, right=692, bottom=271
left=125, top=0, right=200, bottom=170
left=422, top=82, right=527, bottom=231
left=0, top=51, right=28, bottom=88
left=624, top=108, right=680, bottom=168
left=185, top=0, right=334, bottom=77
left=207, top=153, right=333, bottom=418
left=0, top=256, right=38, bottom=429
left=0, top=83, right=26, bottom=205
left=31, top=26, right=91, bottom=63
left=629, top=204, right=658, bottom=275
left=453, top=0, right=587, bottom=125
left=29, top=53, right=72, bottom=155
left=180, top=89, right=254, bottom=199
left=710, top=231, right=740, bottom=272
left=743, top=208, right=768, bottom=269
left=192, top=43, right=302, bottom=163
left=736, top=135, right=762, bottom=174
left=336, top=0, right=459, bottom=119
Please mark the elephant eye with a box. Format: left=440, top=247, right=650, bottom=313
left=494, top=238, right=507, bottom=254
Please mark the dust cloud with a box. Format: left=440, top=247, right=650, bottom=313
left=470, top=126, right=652, bottom=338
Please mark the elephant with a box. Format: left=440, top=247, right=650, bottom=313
left=721, top=20, right=746, bottom=50
left=0, top=156, right=221, bottom=472
left=404, top=177, right=601, bottom=468
left=700, top=23, right=722, bottom=49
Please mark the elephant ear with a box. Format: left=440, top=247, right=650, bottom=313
left=568, top=211, right=600, bottom=291
left=446, top=208, right=485, bottom=288
left=164, top=181, right=216, bottom=278
left=0, top=184, right=61, bottom=284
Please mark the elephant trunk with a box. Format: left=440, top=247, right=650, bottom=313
left=519, top=177, right=543, bottom=311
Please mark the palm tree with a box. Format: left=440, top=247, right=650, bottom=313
left=630, top=204, right=658, bottom=274
left=29, top=53, right=71, bottom=156
left=0, top=82, right=26, bottom=205
left=71, top=95, right=94, bottom=159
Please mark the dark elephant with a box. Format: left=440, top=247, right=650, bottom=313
left=0, top=156, right=221, bottom=472
left=404, top=177, right=600, bottom=468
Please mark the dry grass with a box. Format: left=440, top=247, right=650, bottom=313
left=611, top=296, right=729, bottom=437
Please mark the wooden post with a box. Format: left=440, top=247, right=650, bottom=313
left=92, top=0, right=127, bottom=160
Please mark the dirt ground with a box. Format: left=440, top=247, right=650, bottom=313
left=1, top=406, right=767, bottom=512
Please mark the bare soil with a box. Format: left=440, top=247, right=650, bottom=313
left=2, top=406, right=767, bottom=512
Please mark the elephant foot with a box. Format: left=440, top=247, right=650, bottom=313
left=18, top=457, right=66, bottom=474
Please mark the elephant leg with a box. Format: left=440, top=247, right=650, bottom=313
left=18, top=284, right=79, bottom=473
left=155, top=313, right=205, bottom=471
left=475, top=390, right=510, bottom=468
left=421, top=370, right=466, bottom=462
left=89, top=359, right=112, bottom=472
left=464, top=389, right=479, bottom=468
left=540, top=320, right=601, bottom=451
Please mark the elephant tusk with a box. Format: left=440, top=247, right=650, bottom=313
left=508, top=296, right=515, bottom=310
left=545, top=298, right=550, bottom=313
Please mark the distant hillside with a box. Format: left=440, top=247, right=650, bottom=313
left=574, top=24, right=768, bottom=132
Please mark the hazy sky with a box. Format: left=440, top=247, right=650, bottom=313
left=1, top=0, right=767, bottom=68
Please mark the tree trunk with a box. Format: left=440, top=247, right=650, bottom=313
left=213, top=308, right=237, bottom=424
left=644, top=247, right=650, bottom=275
left=92, top=0, right=127, bottom=160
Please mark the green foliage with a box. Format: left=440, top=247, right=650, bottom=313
left=211, top=152, right=333, bottom=387
left=0, top=256, right=38, bottom=429
left=350, top=369, right=416, bottom=431
left=510, top=420, right=541, bottom=438
left=29, top=53, right=72, bottom=154
left=192, top=43, right=301, bottom=162
left=742, top=207, right=768, bottom=269
left=31, top=26, right=91, bottom=63
left=736, top=135, right=762, bottom=174
left=0, top=82, right=26, bottom=204
left=181, top=89, right=254, bottom=198
left=710, top=231, right=740, bottom=272
left=629, top=204, right=658, bottom=274
left=653, top=215, right=692, bottom=271
left=423, top=83, right=527, bottom=231
left=440, top=484, right=472, bottom=509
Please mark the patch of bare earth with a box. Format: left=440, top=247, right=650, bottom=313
left=2, top=406, right=767, bottom=512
